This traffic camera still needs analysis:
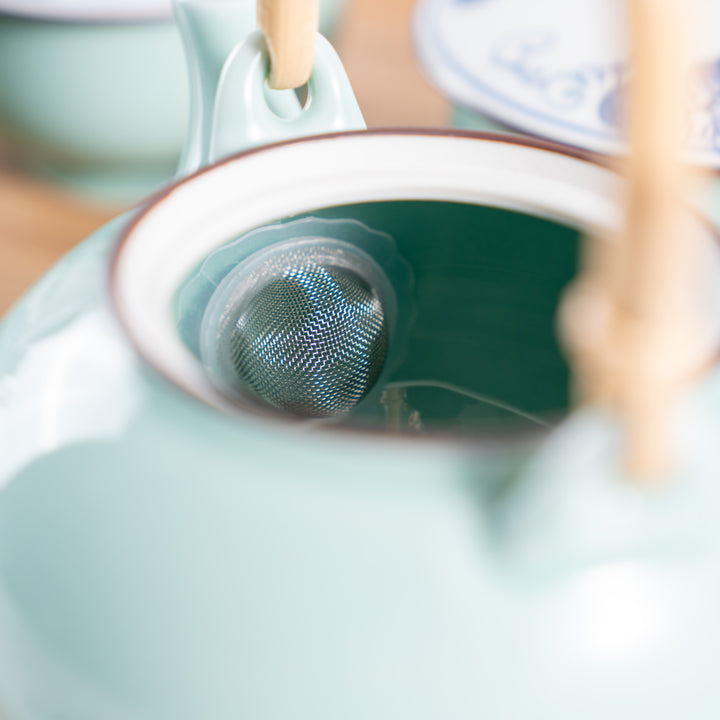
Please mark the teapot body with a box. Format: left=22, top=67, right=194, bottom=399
left=2, top=228, right=720, bottom=719
left=0, top=220, right=523, bottom=720
left=3, top=124, right=720, bottom=718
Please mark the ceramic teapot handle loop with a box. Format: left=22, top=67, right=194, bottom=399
left=209, top=29, right=366, bottom=163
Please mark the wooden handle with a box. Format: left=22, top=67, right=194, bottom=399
left=258, top=0, right=319, bottom=89
left=560, top=0, right=703, bottom=478
left=618, top=0, right=701, bottom=476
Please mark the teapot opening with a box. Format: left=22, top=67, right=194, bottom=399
left=110, top=131, right=641, bottom=435
left=175, top=199, right=580, bottom=436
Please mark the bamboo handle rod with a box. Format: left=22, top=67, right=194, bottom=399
left=560, top=0, right=703, bottom=478
left=257, top=0, right=319, bottom=89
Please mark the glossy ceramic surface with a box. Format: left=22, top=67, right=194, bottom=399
left=3, top=5, right=720, bottom=719
left=0, top=128, right=634, bottom=720
left=6, top=125, right=720, bottom=718
left=413, top=0, right=720, bottom=166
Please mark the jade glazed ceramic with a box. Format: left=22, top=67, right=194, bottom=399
left=5, top=6, right=720, bottom=720
left=0, top=0, right=348, bottom=204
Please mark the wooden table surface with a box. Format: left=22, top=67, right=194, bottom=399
left=0, top=0, right=448, bottom=318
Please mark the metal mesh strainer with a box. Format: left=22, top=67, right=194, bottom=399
left=201, top=238, right=390, bottom=418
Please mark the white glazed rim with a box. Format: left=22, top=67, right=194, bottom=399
left=0, top=0, right=172, bottom=22
left=111, top=130, right=619, bottom=415
left=111, top=129, right=624, bottom=419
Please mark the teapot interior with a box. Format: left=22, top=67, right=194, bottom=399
left=176, top=199, right=580, bottom=435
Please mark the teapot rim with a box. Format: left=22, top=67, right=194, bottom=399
left=108, top=127, right=720, bottom=446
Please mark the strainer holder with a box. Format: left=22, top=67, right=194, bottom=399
left=176, top=217, right=414, bottom=419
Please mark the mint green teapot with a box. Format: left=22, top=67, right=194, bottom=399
left=2, top=1, right=720, bottom=719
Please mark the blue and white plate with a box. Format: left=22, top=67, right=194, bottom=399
left=414, top=0, right=720, bottom=166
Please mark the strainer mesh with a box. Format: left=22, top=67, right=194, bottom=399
left=229, top=261, right=387, bottom=417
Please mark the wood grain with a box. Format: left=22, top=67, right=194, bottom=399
left=0, top=0, right=448, bottom=319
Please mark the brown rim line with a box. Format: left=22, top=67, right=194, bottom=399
left=105, top=127, right=717, bottom=444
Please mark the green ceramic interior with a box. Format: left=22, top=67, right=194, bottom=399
left=177, top=200, right=581, bottom=436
